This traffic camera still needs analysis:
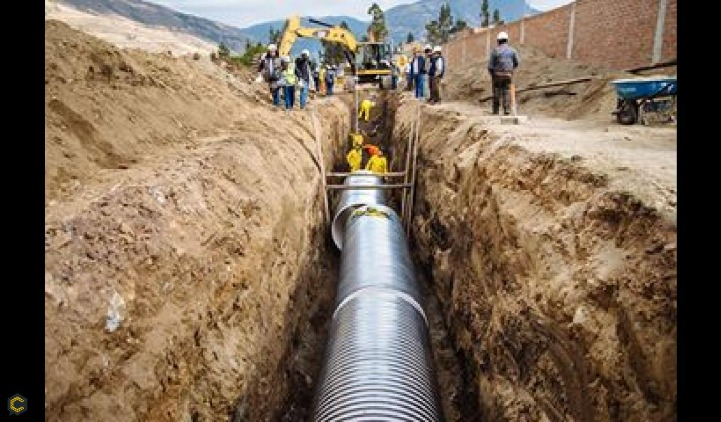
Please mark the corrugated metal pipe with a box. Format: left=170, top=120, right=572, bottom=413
left=312, top=171, right=444, bottom=421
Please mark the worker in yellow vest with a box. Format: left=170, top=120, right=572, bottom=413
left=346, top=146, right=362, bottom=172
left=364, top=145, right=387, bottom=174
left=358, top=98, right=375, bottom=122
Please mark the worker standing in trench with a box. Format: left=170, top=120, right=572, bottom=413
left=359, top=97, right=375, bottom=122
left=364, top=145, right=388, bottom=174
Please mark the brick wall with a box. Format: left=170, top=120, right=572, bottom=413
left=444, top=0, right=676, bottom=71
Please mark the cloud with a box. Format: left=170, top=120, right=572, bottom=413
left=526, top=0, right=573, bottom=11
left=147, top=0, right=416, bottom=27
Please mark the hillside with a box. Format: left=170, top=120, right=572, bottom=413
left=241, top=16, right=370, bottom=61
left=239, top=0, right=540, bottom=46
left=45, top=0, right=218, bottom=56
left=56, top=0, right=252, bottom=53
left=386, top=0, right=539, bottom=43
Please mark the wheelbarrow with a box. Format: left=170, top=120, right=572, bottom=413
left=611, top=76, right=677, bottom=125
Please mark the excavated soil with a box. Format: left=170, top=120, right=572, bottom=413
left=392, top=95, right=676, bottom=421
left=45, top=20, right=348, bottom=421
left=46, top=14, right=676, bottom=422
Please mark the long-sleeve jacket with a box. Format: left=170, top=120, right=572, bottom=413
left=294, top=57, right=312, bottom=82
left=409, top=55, right=426, bottom=77
left=488, top=44, right=519, bottom=76
left=429, top=55, right=445, bottom=77
left=258, top=53, right=281, bottom=82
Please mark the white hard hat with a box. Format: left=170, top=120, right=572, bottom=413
left=301, top=49, right=310, bottom=56
left=281, top=56, right=290, bottom=63
left=433, top=46, right=441, bottom=53
left=268, top=43, right=277, bottom=51
left=424, top=44, right=432, bottom=51
left=497, top=31, right=509, bottom=41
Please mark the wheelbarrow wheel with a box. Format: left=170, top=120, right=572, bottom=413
left=616, top=100, right=638, bottom=125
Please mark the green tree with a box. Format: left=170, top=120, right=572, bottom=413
left=493, top=9, right=502, bottom=25
left=218, top=42, right=230, bottom=57
left=367, top=3, right=389, bottom=41
left=268, top=26, right=281, bottom=45
left=425, top=2, right=454, bottom=45
left=406, top=32, right=415, bottom=43
left=450, top=19, right=468, bottom=34
left=480, top=0, right=490, bottom=28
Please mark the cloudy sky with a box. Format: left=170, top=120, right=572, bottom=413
left=146, top=0, right=573, bottom=28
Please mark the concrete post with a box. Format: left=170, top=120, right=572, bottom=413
left=566, top=2, right=576, bottom=59
left=652, top=0, right=668, bottom=64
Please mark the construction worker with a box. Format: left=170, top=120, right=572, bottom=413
left=488, top=31, right=520, bottom=115
left=365, top=146, right=388, bottom=174
left=325, top=65, right=337, bottom=95
left=279, top=56, right=297, bottom=111
left=295, top=49, right=313, bottom=109
left=257, top=43, right=281, bottom=107
left=312, top=63, right=320, bottom=95
left=349, top=132, right=364, bottom=149
left=428, top=46, right=445, bottom=104
left=409, top=47, right=425, bottom=99
left=423, top=44, right=433, bottom=100
left=319, top=64, right=326, bottom=95
left=346, top=145, right=363, bottom=172
left=358, top=97, right=375, bottom=122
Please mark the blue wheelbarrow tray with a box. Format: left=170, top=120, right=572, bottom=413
left=611, top=76, right=677, bottom=100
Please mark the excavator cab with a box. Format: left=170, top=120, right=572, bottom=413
left=355, top=42, right=392, bottom=87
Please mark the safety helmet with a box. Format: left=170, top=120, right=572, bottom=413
left=301, top=49, right=310, bottom=56
left=281, top=56, right=291, bottom=63
left=497, top=31, right=509, bottom=41
left=424, top=44, right=432, bottom=51
left=364, top=145, right=379, bottom=156
left=268, top=43, right=277, bottom=51
left=433, top=46, right=442, bottom=53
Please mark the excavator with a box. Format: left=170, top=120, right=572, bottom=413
left=278, top=15, right=393, bottom=89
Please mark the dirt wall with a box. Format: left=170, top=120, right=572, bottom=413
left=394, top=102, right=676, bottom=421
left=45, top=20, right=348, bottom=421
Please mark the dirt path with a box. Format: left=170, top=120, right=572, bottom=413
left=425, top=100, right=677, bottom=223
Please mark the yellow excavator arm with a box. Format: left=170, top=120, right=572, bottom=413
left=278, top=15, right=358, bottom=57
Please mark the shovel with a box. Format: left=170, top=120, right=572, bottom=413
left=510, top=83, right=518, bottom=116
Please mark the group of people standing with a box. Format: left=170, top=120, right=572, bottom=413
left=403, top=32, right=519, bottom=114
left=257, top=43, right=338, bottom=112
left=405, top=45, right=446, bottom=104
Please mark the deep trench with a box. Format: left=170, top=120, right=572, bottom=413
left=256, top=90, right=480, bottom=422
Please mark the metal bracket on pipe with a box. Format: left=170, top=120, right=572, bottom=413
left=326, top=183, right=412, bottom=190
left=327, top=171, right=406, bottom=177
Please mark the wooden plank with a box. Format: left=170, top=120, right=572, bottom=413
left=310, top=112, right=330, bottom=225
left=627, top=59, right=677, bottom=74
left=478, top=76, right=594, bottom=102
left=406, top=104, right=422, bottom=237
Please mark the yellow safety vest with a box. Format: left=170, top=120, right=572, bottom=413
left=346, top=148, right=362, bottom=172
left=366, top=155, right=387, bottom=173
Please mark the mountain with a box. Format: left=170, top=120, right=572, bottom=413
left=57, top=0, right=253, bottom=53
left=240, top=16, right=370, bottom=60
left=238, top=1, right=539, bottom=49
left=386, top=0, right=540, bottom=44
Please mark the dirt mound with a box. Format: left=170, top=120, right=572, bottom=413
left=45, top=19, right=263, bottom=201
left=442, top=45, right=675, bottom=121
left=45, top=0, right=217, bottom=56
left=45, top=19, right=349, bottom=421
